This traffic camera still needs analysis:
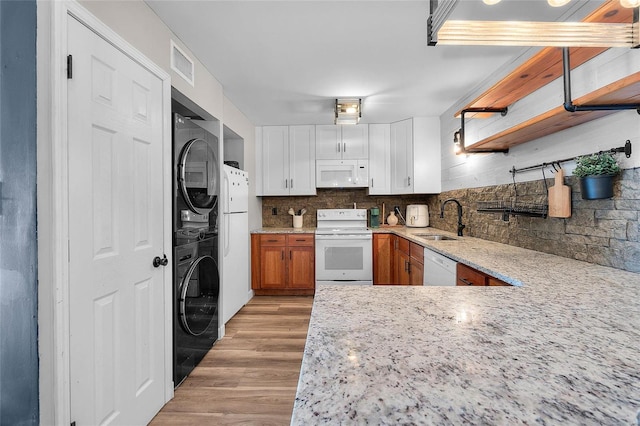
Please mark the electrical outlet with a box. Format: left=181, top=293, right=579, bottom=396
left=272, top=207, right=277, bottom=215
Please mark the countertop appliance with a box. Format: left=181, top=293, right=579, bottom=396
left=221, top=164, right=250, bottom=324
left=406, top=204, right=429, bottom=227
left=315, top=209, right=373, bottom=285
left=172, top=112, right=220, bottom=387
left=423, top=247, right=457, bottom=286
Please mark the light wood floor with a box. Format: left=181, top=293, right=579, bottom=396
left=150, top=296, right=314, bottom=425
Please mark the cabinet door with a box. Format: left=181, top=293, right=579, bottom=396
left=260, top=246, right=287, bottom=289
left=288, top=246, right=315, bottom=289
left=409, top=241, right=424, bottom=285
left=394, top=250, right=411, bottom=285
left=368, top=124, right=391, bottom=195
left=409, top=259, right=424, bottom=286
left=390, top=119, right=413, bottom=194
left=315, top=125, right=341, bottom=160
left=289, top=125, right=316, bottom=195
left=373, top=233, right=393, bottom=285
left=412, top=117, right=441, bottom=194
left=262, top=126, right=290, bottom=195
left=341, top=125, right=369, bottom=160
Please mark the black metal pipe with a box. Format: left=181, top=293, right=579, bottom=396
left=563, top=48, right=640, bottom=114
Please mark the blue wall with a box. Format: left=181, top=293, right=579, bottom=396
left=0, top=0, right=39, bottom=424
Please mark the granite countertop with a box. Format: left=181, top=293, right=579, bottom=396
left=251, top=227, right=316, bottom=234
left=290, top=227, right=640, bottom=424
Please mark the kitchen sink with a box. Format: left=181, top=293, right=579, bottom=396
left=413, top=234, right=457, bottom=241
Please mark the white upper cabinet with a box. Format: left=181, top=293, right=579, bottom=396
left=259, top=125, right=316, bottom=196
left=288, top=125, right=316, bottom=195
left=261, top=126, right=289, bottom=196
left=368, top=123, right=391, bottom=195
left=316, top=125, right=368, bottom=160
left=340, top=125, right=369, bottom=159
left=390, top=117, right=441, bottom=194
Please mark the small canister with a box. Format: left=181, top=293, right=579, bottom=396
left=293, top=215, right=303, bottom=228
left=370, top=207, right=380, bottom=228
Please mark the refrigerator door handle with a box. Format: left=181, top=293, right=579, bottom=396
left=223, top=171, right=230, bottom=214
left=224, top=214, right=231, bottom=256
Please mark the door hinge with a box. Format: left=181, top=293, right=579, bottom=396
left=67, top=55, right=73, bottom=79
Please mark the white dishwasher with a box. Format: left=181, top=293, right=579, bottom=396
left=423, top=247, right=457, bottom=286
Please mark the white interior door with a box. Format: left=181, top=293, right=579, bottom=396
left=67, top=16, right=166, bottom=425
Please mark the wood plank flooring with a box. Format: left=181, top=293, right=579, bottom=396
left=150, top=296, right=313, bottom=425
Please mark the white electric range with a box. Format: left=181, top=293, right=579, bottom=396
left=315, top=209, right=373, bottom=285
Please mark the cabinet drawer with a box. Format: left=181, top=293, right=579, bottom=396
left=457, top=263, right=486, bottom=286
left=488, top=277, right=510, bottom=286
left=260, top=234, right=287, bottom=246
left=287, top=234, right=314, bottom=246
left=409, top=242, right=424, bottom=264
left=395, top=236, right=410, bottom=255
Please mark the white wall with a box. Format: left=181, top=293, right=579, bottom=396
left=80, top=0, right=260, bottom=228
left=80, top=0, right=224, bottom=120
left=440, top=47, right=640, bottom=191
left=223, top=95, right=262, bottom=230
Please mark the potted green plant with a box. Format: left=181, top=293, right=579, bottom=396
left=573, top=152, right=621, bottom=200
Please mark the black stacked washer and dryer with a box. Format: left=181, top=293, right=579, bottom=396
left=172, top=110, right=220, bottom=388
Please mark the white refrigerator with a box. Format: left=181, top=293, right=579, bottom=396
left=221, top=164, right=250, bottom=325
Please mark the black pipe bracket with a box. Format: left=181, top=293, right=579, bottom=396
left=457, top=107, right=509, bottom=154
left=562, top=48, right=640, bottom=115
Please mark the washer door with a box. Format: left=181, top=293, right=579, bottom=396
left=179, top=255, right=220, bottom=336
left=178, top=138, right=218, bottom=215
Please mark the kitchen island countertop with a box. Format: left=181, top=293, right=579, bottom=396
left=291, top=229, right=640, bottom=424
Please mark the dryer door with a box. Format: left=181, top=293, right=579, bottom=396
left=179, top=255, right=220, bottom=336
left=178, top=138, right=218, bottom=215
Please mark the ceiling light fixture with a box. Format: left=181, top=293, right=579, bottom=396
left=335, top=99, right=361, bottom=125
left=482, top=0, right=502, bottom=5
left=427, top=0, right=640, bottom=48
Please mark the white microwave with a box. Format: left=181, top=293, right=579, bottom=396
left=316, top=160, right=368, bottom=188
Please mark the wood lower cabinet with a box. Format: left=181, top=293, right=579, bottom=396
left=372, top=234, right=422, bottom=286
left=373, top=234, right=393, bottom=284
left=394, top=247, right=411, bottom=285
left=409, top=242, right=424, bottom=286
left=457, top=263, right=510, bottom=286
left=251, top=233, right=315, bottom=295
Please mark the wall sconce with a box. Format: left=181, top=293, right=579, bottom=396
left=335, top=99, right=361, bottom=125
left=453, top=130, right=463, bottom=154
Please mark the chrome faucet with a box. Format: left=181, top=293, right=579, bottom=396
left=439, top=198, right=466, bottom=237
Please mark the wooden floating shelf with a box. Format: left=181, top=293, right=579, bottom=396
left=456, top=0, right=638, bottom=151
left=469, top=72, right=640, bottom=151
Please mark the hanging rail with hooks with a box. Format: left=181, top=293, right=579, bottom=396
left=509, top=140, right=632, bottom=176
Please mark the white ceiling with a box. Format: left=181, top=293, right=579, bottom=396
left=146, top=0, right=603, bottom=126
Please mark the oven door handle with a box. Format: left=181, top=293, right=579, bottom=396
left=315, top=235, right=372, bottom=241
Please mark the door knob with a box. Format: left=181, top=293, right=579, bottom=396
left=153, top=255, right=168, bottom=268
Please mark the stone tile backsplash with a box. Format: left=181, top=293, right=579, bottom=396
left=261, top=189, right=433, bottom=228
left=260, top=168, right=639, bottom=273
left=426, top=167, right=640, bottom=273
